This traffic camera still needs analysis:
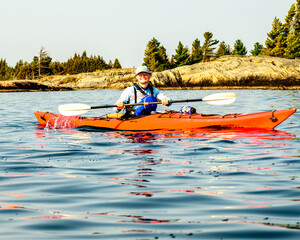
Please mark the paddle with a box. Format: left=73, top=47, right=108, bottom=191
left=58, top=92, right=236, bottom=116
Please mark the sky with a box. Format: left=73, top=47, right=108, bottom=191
left=0, top=0, right=297, bottom=68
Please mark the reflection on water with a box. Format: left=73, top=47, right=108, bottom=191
left=114, top=127, right=296, bottom=142
left=0, top=90, right=299, bottom=239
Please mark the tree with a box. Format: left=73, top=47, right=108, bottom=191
left=173, top=41, right=190, bottom=67
left=272, top=35, right=287, bottom=57
left=216, top=41, right=231, bottom=57
left=250, top=42, right=263, bottom=56
left=263, top=17, right=285, bottom=56
left=81, top=50, right=88, bottom=60
left=283, top=3, right=296, bottom=36
left=113, top=58, right=122, bottom=68
left=157, top=45, right=170, bottom=71
left=190, top=38, right=203, bottom=64
left=169, top=55, right=175, bottom=68
left=143, top=37, right=170, bottom=71
left=29, top=56, right=39, bottom=78
left=0, top=59, right=8, bottom=80
left=263, top=0, right=300, bottom=59
left=143, top=37, right=162, bottom=71
left=202, top=32, right=219, bottom=61
left=108, top=60, right=113, bottom=68
left=285, top=33, right=300, bottom=58
left=284, top=0, right=300, bottom=58
left=13, top=60, right=24, bottom=79
left=233, top=39, right=247, bottom=55
left=50, top=61, right=65, bottom=75
left=18, top=62, right=36, bottom=79
left=38, top=46, right=50, bottom=78
left=293, top=0, right=300, bottom=35
left=63, top=51, right=109, bottom=74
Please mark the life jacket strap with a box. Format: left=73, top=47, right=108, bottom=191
left=133, top=82, right=155, bottom=103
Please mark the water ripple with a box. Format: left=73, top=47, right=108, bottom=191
left=0, top=90, right=299, bottom=239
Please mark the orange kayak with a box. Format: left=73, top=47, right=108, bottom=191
left=34, top=108, right=296, bottom=130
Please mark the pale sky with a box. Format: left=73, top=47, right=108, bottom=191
left=0, top=0, right=296, bottom=68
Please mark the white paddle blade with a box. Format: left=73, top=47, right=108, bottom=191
left=58, top=103, right=91, bottom=116
left=202, top=92, right=236, bottom=105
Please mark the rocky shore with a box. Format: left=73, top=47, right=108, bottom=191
left=1, top=56, right=299, bottom=92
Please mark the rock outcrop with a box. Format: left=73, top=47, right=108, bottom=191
left=41, top=68, right=136, bottom=90
left=151, top=56, right=300, bottom=89
left=0, top=80, right=72, bottom=92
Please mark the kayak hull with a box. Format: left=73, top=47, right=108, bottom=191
left=34, top=108, right=296, bottom=131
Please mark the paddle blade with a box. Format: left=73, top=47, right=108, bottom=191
left=202, top=92, right=236, bottom=105
left=58, top=103, right=91, bottom=116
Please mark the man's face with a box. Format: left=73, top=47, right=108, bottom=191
left=136, top=72, right=151, bottom=85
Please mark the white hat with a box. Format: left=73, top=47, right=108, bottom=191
left=135, top=66, right=150, bottom=75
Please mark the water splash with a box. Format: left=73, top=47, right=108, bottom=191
left=45, top=114, right=80, bottom=129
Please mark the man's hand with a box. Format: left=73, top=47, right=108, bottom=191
left=117, top=101, right=125, bottom=110
left=161, top=98, right=169, bottom=106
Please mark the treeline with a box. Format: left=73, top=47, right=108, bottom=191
left=143, top=35, right=255, bottom=71
left=0, top=50, right=122, bottom=80
left=144, top=0, right=300, bottom=71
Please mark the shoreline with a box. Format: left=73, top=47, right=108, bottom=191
left=1, top=56, right=299, bottom=92
left=1, top=86, right=299, bottom=93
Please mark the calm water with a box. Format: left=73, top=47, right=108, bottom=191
left=0, top=89, right=299, bottom=240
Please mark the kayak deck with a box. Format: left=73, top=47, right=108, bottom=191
left=34, top=108, right=296, bottom=131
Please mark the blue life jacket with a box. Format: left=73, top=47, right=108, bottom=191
left=133, top=83, right=157, bottom=116
left=134, top=95, right=157, bottom=116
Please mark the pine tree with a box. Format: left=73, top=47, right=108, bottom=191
left=143, top=37, right=161, bottom=71
left=143, top=37, right=170, bottom=71
left=283, top=3, right=296, bottom=36
left=81, top=51, right=88, bottom=60
left=62, top=51, right=109, bottom=74
left=272, top=35, right=287, bottom=57
left=173, top=41, right=190, bottom=67
left=96, top=56, right=108, bottom=70
left=30, top=56, right=39, bottom=78
left=108, top=60, right=113, bottom=68
left=157, top=45, right=170, bottom=71
left=0, top=58, right=7, bottom=80
left=38, top=46, right=50, bottom=78
left=40, top=56, right=53, bottom=75
left=18, top=62, right=36, bottom=80
left=284, top=0, right=300, bottom=58
left=169, top=55, right=175, bottom=68
left=1, top=60, right=15, bottom=80
left=113, top=58, right=122, bottom=68
left=285, top=33, right=300, bottom=58
left=263, top=17, right=285, bottom=56
left=50, top=61, right=65, bottom=75
left=250, top=42, right=263, bottom=56
left=190, top=38, right=203, bottom=64
left=13, top=60, right=24, bottom=79
left=233, top=39, right=247, bottom=55
left=202, top=32, right=219, bottom=61
left=216, top=41, right=231, bottom=57
left=293, top=0, right=300, bottom=35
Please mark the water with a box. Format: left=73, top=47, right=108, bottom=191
left=0, top=89, right=299, bottom=239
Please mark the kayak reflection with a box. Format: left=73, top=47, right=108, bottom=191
left=110, top=128, right=295, bottom=144
left=35, top=126, right=295, bottom=145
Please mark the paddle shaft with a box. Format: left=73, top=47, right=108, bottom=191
left=90, top=98, right=205, bottom=110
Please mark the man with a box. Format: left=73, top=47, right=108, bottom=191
left=114, top=66, right=171, bottom=115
